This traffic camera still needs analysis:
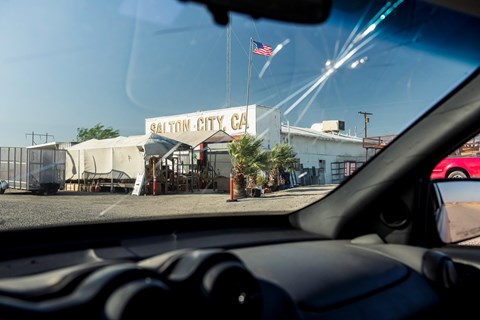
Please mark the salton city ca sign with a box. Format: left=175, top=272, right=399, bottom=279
left=146, top=108, right=252, bottom=135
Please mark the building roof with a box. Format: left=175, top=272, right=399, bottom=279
left=281, top=125, right=363, bottom=143
left=27, top=141, right=78, bottom=150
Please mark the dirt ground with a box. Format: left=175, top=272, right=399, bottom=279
left=0, top=185, right=337, bottom=230
left=445, top=202, right=480, bottom=245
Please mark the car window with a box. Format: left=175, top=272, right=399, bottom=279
left=1, top=0, right=480, bottom=230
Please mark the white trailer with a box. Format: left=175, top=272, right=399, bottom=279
left=0, top=147, right=66, bottom=195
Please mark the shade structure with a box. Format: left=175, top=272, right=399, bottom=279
left=65, top=134, right=179, bottom=181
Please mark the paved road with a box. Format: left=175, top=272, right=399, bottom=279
left=0, top=185, right=338, bottom=230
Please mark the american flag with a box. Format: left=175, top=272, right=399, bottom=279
left=252, top=41, right=272, bottom=56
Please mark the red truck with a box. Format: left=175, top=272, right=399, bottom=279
left=431, top=156, right=480, bottom=179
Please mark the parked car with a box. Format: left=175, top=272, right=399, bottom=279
left=431, top=156, right=480, bottom=179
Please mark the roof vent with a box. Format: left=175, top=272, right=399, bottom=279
left=320, top=120, right=345, bottom=133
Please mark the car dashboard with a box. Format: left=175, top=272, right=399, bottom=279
left=0, top=222, right=475, bottom=320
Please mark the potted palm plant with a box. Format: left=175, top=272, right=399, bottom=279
left=227, top=134, right=269, bottom=198
left=268, top=143, right=298, bottom=191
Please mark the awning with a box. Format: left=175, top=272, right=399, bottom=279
left=157, top=130, right=233, bottom=149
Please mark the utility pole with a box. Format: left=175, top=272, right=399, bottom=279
left=358, top=111, right=372, bottom=161
left=25, top=132, right=55, bottom=146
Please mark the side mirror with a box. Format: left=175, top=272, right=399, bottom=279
left=433, top=179, right=480, bottom=244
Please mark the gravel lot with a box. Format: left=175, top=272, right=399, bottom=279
left=0, top=185, right=337, bottom=230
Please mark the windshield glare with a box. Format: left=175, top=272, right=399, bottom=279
left=0, top=0, right=479, bottom=230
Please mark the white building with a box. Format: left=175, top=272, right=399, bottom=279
left=146, top=105, right=365, bottom=184
left=280, top=125, right=365, bottom=184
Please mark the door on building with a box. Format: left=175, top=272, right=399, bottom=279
left=318, top=160, right=326, bottom=185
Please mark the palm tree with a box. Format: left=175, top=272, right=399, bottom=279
left=268, top=143, right=297, bottom=191
left=227, top=134, right=269, bottom=198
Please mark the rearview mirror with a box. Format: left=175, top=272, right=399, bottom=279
left=433, top=180, right=480, bottom=244
left=182, top=0, right=332, bottom=25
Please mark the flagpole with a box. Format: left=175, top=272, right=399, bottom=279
left=245, top=37, right=253, bottom=134
left=226, top=15, right=231, bottom=109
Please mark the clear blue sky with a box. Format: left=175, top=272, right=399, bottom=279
left=1, top=0, right=479, bottom=146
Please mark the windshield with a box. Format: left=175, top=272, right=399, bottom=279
left=1, top=0, right=479, bottom=230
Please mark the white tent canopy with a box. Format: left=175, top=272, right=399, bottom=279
left=65, top=134, right=179, bottom=181
left=157, top=130, right=234, bottom=148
